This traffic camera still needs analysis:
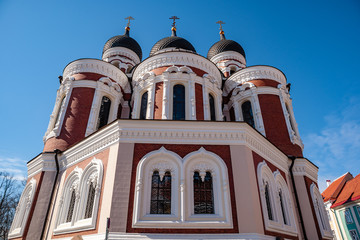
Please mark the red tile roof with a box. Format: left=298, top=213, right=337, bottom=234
left=331, top=173, right=360, bottom=208
left=322, top=172, right=353, bottom=202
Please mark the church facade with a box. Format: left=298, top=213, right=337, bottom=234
left=9, top=19, right=333, bottom=240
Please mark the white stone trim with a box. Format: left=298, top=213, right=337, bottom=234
left=53, top=158, right=104, bottom=235
left=133, top=147, right=232, bottom=228
left=63, top=59, right=130, bottom=93
left=310, top=183, right=333, bottom=239
left=257, top=161, right=298, bottom=236
left=102, top=46, right=141, bottom=65
left=292, top=158, right=318, bottom=182
left=8, top=178, right=37, bottom=239
left=210, top=51, right=246, bottom=71
left=224, top=65, right=287, bottom=96
left=132, top=52, right=222, bottom=88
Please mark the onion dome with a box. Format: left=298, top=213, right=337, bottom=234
left=207, top=30, right=245, bottom=60
left=150, top=27, right=196, bottom=56
left=103, top=27, right=142, bottom=60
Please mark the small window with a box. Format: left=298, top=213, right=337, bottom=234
left=279, top=189, right=287, bottom=225
left=209, top=94, right=216, bottom=121
left=229, top=67, right=236, bottom=75
left=173, top=84, right=185, bottom=120
left=150, top=171, right=171, bottom=214
left=112, top=61, right=120, bottom=68
left=345, top=209, right=353, bottom=224
left=194, top=171, right=214, bottom=214
left=350, top=230, right=360, bottom=240
left=140, top=91, right=148, bottom=120
left=242, top=101, right=255, bottom=128
left=97, top=96, right=111, bottom=129
left=66, top=190, right=76, bottom=223
left=84, top=182, right=96, bottom=219
left=264, top=181, right=273, bottom=220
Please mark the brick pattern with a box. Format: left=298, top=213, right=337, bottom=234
left=126, top=143, right=239, bottom=234
left=195, top=83, right=204, bottom=120
left=44, top=87, right=95, bottom=152
left=258, top=94, right=303, bottom=157
left=153, top=82, right=163, bottom=119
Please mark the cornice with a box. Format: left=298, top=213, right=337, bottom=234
left=224, top=65, right=287, bottom=95
left=63, top=59, right=129, bottom=92
left=27, top=152, right=57, bottom=178
left=292, top=158, right=318, bottom=182
left=132, top=52, right=222, bottom=87
left=102, top=47, right=140, bottom=64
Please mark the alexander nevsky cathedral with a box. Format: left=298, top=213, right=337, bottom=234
left=9, top=17, right=333, bottom=240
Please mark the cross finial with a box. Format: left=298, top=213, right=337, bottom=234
left=125, top=16, right=134, bottom=28
left=169, top=16, right=180, bottom=28
left=216, top=20, right=225, bottom=31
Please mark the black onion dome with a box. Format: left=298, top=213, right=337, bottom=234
left=207, top=37, right=246, bottom=60
left=150, top=30, right=196, bottom=56
left=103, top=29, right=142, bottom=60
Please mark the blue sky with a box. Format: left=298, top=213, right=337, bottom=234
left=0, top=0, right=359, bottom=191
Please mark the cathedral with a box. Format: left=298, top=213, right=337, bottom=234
left=9, top=17, right=333, bottom=240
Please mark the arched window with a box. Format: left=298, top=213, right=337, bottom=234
left=194, top=171, right=214, bottom=214
left=209, top=94, right=216, bottom=121
left=54, top=96, right=65, bottom=128
left=173, top=84, right=185, bottom=120
left=242, top=101, right=255, bottom=128
left=264, top=180, right=273, bottom=220
left=140, top=91, right=148, bottom=120
left=66, top=190, right=76, bottom=223
left=97, top=96, right=111, bottom=129
left=229, top=66, right=236, bottom=75
left=84, top=182, right=96, bottom=219
left=279, top=189, right=287, bottom=225
left=150, top=171, right=172, bottom=214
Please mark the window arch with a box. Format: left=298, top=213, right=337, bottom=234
left=310, top=183, right=332, bottom=238
left=97, top=96, right=111, bottom=129
left=8, top=178, right=36, bottom=238
left=209, top=94, right=216, bottom=121
left=173, top=84, right=185, bottom=120
left=140, top=91, right=148, bottom=120
left=241, top=101, right=255, bottom=128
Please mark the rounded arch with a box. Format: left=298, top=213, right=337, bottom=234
left=8, top=178, right=36, bottom=238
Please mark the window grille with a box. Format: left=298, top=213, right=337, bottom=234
left=345, top=209, right=353, bottom=224
left=350, top=230, right=360, bottom=240
left=66, top=190, right=76, bottom=223
left=84, top=183, right=96, bottom=219
left=242, top=101, right=255, bottom=128
left=279, top=189, right=287, bottom=225
left=97, top=96, right=111, bottom=129
left=264, top=181, right=273, bottom=220
left=150, top=171, right=171, bottom=214
left=194, top=171, right=214, bottom=214
left=209, top=94, right=216, bottom=121
left=173, top=85, right=185, bottom=120
left=140, top=91, right=148, bottom=120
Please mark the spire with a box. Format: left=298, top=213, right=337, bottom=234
left=216, top=20, right=226, bottom=40
left=124, top=16, right=134, bottom=37
left=169, top=16, right=179, bottom=37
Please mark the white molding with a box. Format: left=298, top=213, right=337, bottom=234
left=292, top=158, right=318, bottom=182
left=310, top=183, right=333, bottom=239
left=30, top=120, right=291, bottom=178
left=132, top=52, right=222, bottom=88
left=210, top=51, right=246, bottom=68
left=8, top=178, right=37, bottom=239
left=102, top=46, right=141, bottom=64
left=63, top=59, right=130, bottom=93
left=224, top=65, right=287, bottom=96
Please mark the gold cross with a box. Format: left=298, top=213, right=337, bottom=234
left=125, top=16, right=134, bottom=27
left=169, top=16, right=180, bottom=27
left=216, top=20, right=225, bottom=31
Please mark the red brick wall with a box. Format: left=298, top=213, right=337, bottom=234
left=126, top=144, right=239, bottom=234
left=153, top=82, right=163, bottom=119
left=248, top=79, right=279, bottom=88
left=258, top=94, right=303, bottom=157
left=43, top=87, right=95, bottom=152
left=195, top=83, right=204, bottom=120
